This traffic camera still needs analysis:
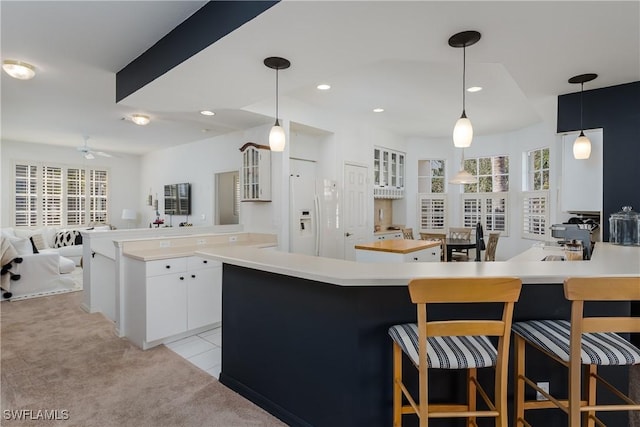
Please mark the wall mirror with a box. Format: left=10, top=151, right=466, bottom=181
left=215, top=171, right=239, bottom=225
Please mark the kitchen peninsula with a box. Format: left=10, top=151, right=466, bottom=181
left=196, top=243, right=639, bottom=427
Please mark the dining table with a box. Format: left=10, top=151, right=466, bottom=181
left=445, top=238, right=481, bottom=262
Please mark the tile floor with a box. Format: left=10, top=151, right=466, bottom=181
left=165, top=326, right=222, bottom=378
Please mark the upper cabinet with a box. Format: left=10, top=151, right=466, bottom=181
left=373, top=146, right=405, bottom=199
left=240, top=142, right=271, bottom=202
left=561, top=129, right=603, bottom=212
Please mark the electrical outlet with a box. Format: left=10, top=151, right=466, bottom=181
left=159, top=241, right=170, bottom=248
left=197, top=239, right=206, bottom=245
left=536, top=381, right=550, bottom=400
left=228, top=235, right=238, bottom=242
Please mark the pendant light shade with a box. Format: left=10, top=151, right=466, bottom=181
left=269, top=122, right=286, bottom=152
left=453, top=115, right=473, bottom=148
left=450, top=149, right=478, bottom=185
left=449, top=31, right=481, bottom=148
left=572, top=131, right=591, bottom=159
left=568, top=73, right=597, bottom=160
left=264, top=57, right=291, bottom=152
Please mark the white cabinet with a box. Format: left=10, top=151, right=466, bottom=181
left=240, top=142, right=271, bottom=201
left=561, top=129, right=603, bottom=212
left=373, top=146, right=405, bottom=199
left=355, top=246, right=441, bottom=263
left=124, top=256, right=222, bottom=349
left=374, top=231, right=403, bottom=241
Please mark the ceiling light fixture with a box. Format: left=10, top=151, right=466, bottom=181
left=449, top=149, right=478, bottom=185
left=373, top=108, right=384, bottom=113
left=264, top=56, right=291, bottom=152
left=568, top=73, right=597, bottom=160
left=317, top=84, right=331, bottom=90
left=131, top=114, right=150, bottom=126
left=449, top=30, right=481, bottom=148
left=200, top=110, right=215, bottom=116
left=467, top=86, right=483, bottom=93
left=2, top=60, right=36, bottom=80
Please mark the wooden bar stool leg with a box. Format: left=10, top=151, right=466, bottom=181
left=393, top=342, right=403, bottom=427
left=467, top=368, right=477, bottom=427
left=585, top=364, right=597, bottom=427
left=514, top=335, right=525, bottom=426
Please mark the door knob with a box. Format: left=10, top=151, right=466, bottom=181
left=345, top=232, right=352, bottom=237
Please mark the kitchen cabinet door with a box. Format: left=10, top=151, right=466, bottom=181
left=187, top=264, right=222, bottom=330
left=146, top=273, right=188, bottom=342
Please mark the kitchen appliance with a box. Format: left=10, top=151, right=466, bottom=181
left=609, top=206, right=640, bottom=246
left=550, top=223, right=592, bottom=260
left=289, top=159, right=339, bottom=257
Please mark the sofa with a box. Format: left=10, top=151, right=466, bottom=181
left=0, top=225, right=110, bottom=299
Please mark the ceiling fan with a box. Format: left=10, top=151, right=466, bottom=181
left=76, top=136, right=112, bottom=160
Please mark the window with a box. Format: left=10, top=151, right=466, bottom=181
left=417, top=159, right=447, bottom=232
left=463, top=155, right=509, bottom=193
left=522, top=191, right=549, bottom=240
left=526, top=147, right=549, bottom=191
left=460, top=155, right=509, bottom=235
left=461, top=194, right=508, bottom=235
left=13, top=162, right=109, bottom=227
left=418, top=195, right=447, bottom=232
left=522, top=147, right=550, bottom=240
left=418, top=159, right=445, bottom=193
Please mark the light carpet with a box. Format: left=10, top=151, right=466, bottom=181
left=0, top=291, right=287, bottom=427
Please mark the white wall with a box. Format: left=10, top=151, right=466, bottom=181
left=1, top=140, right=141, bottom=229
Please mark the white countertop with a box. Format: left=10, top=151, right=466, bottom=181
left=195, top=242, right=639, bottom=287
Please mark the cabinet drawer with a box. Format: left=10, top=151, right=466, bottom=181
left=187, top=256, right=221, bottom=271
left=146, top=258, right=187, bottom=277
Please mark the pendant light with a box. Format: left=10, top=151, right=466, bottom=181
left=448, top=31, right=481, bottom=148
left=264, top=57, right=291, bottom=152
left=450, top=149, right=478, bottom=185
left=568, top=73, right=597, bottom=160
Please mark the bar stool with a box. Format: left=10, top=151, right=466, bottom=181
left=388, top=277, right=522, bottom=427
left=512, top=277, right=640, bottom=427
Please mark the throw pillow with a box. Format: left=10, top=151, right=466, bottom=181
left=30, top=233, right=47, bottom=251
left=29, top=237, right=40, bottom=254
left=54, top=230, right=80, bottom=248
left=8, top=237, right=33, bottom=255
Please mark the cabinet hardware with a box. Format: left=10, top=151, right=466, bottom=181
left=191, top=274, right=196, bottom=278
left=165, top=265, right=171, bottom=269
left=179, top=276, right=184, bottom=280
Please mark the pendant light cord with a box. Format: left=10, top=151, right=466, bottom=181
left=461, top=44, right=466, bottom=115
left=580, top=82, right=584, bottom=130
left=275, top=68, right=280, bottom=123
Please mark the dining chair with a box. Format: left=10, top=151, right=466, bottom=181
left=448, top=227, right=472, bottom=261
left=389, top=277, right=522, bottom=427
left=419, top=232, right=446, bottom=261
left=484, top=232, right=500, bottom=261
left=402, top=228, right=414, bottom=239
left=512, top=277, right=640, bottom=427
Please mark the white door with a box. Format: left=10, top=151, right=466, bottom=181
left=343, top=164, right=369, bottom=261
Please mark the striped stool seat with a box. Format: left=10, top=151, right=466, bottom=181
left=512, top=319, right=640, bottom=366
left=389, top=323, right=497, bottom=369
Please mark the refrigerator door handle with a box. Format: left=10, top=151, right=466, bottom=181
left=314, top=194, right=320, bottom=256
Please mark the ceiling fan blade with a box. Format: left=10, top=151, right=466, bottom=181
left=95, top=151, right=112, bottom=158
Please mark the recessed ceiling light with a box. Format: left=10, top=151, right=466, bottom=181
left=373, top=108, right=384, bottom=113
left=317, top=84, right=331, bottom=90
left=131, top=114, right=150, bottom=126
left=2, top=60, right=36, bottom=80
left=467, top=86, right=483, bottom=93
left=200, top=110, right=215, bottom=116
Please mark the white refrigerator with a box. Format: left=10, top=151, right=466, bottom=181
left=289, top=159, right=339, bottom=257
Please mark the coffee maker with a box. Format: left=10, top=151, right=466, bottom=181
left=550, top=224, right=592, bottom=260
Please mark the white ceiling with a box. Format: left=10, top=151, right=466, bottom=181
left=2, top=1, right=639, bottom=156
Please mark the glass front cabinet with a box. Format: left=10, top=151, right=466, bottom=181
left=240, top=142, right=271, bottom=202
left=373, top=146, right=405, bottom=199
